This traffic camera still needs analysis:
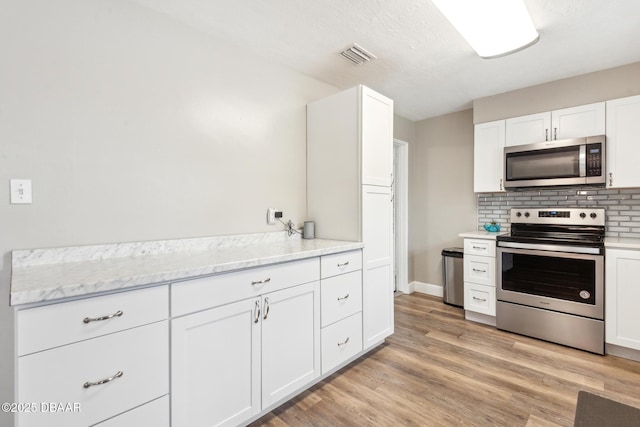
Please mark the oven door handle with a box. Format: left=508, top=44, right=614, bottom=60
left=497, top=241, right=601, bottom=255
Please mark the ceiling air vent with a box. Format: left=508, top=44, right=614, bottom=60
left=340, top=43, right=377, bottom=65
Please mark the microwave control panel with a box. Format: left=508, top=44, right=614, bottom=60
left=586, top=143, right=602, bottom=177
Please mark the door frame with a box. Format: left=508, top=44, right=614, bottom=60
left=393, top=139, right=409, bottom=294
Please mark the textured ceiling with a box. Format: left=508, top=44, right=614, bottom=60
left=132, top=0, right=640, bottom=121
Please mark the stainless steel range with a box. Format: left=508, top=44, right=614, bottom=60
left=496, top=208, right=605, bottom=354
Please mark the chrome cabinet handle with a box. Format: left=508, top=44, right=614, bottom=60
left=472, top=268, right=486, bottom=273
left=609, top=172, right=613, bottom=187
left=499, top=178, right=503, bottom=191
left=472, top=246, right=485, bottom=250
left=263, top=297, right=270, bottom=320
left=553, top=127, right=557, bottom=140
left=83, top=371, right=123, bottom=389
left=251, top=278, right=271, bottom=286
left=337, top=261, right=350, bottom=268
left=545, top=128, right=549, bottom=141
left=83, top=310, right=123, bottom=324
left=472, top=296, right=487, bottom=302
left=254, top=300, right=261, bottom=324
left=337, top=337, right=350, bottom=347
left=337, top=294, right=350, bottom=301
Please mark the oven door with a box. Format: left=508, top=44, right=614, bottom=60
left=497, top=245, right=603, bottom=320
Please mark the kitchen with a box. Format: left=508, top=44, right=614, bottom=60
left=2, top=0, right=640, bottom=426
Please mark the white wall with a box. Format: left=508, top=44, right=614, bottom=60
left=0, top=0, right=338, bottom=421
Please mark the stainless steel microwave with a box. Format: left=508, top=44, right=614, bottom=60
left=504, top=135, right=605, bottom=189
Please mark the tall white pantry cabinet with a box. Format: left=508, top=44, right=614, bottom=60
left=307, top=85, right=394, bottom=349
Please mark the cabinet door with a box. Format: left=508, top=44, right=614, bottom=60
left=474, top=120, right=505, bottom=192
left=505, top=112, right=551, bottom=146
left=262, top=281, right=321, bottom=408
left=552, top=102, right=605, bottom=140
left=606, top=95, right=640, bottom=188
left=361, top=86, right=394, bottom=187
left=605, top=249, right=640, bottom=350
left=362, top=185, right=394, bottom=349
left=171, top=298, right=260, bottom=427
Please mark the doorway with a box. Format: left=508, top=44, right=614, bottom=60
left=393, top=139, right=409, bottom=294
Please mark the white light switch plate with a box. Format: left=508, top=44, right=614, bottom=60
left=10, top=179, right=32, bottom=204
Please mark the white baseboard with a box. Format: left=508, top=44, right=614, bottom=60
left=410, top=281, right=443, bottom=298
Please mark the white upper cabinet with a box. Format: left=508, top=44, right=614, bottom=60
left=505, top=112, right=550, bottom=146
left=361, top=87, right=394, bottom=187
left=552, top=102, right=605, bottom=140
left=606, top=95, right=640, bottom=188
left=474, top=120, right=506, bottom=193
left=505, top=102, right=605, bottom=146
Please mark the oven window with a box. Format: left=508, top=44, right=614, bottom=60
left=501, top=252, right=596, bottom=304
left=506, top=145, right=581, bottom=181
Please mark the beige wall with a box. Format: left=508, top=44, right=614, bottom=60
left=394, top=114, right=416, bottom=144
left=474, top=62, right=640, bottom=123
left=411, top=109, right=476, bottom=286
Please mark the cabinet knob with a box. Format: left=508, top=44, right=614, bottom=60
left=83, top=371, right=123, bottom=389
left=337, top=294, right=350, bottom=301
left=254, top=300, right=261, bottom=324
left=337, top=337, right=350, bottom=347
left=83, top=310, right=123, bottom=324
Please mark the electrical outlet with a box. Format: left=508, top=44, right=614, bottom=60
left=267, top=208, right=282, bottom=225
left=10, top=179, right=32, bottom=204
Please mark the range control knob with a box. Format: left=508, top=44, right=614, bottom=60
left=590, top=212, right=597, bottom=219
left=516, top=212, right=522, bottom=218
left=524, top=212, right=530, bottom=218
left=580, top=212, right=586, bottom=219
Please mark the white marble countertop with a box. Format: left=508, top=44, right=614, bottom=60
left=604, top=237, right=640, bottom=250
left=10, top=232, right=363, bottom=306
left=458, top=231, right=507, bottom=240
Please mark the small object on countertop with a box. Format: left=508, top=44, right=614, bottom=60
left=303, top=221, right=315, bottom=239
left=483, top=222, right=501, bottom=232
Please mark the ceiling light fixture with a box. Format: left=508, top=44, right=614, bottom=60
left=431, top=0, right=539, bottom=59
left=340, top=43, right=377, bottom=65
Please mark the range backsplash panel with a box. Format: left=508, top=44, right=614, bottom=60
left=477, top=187, right=640, bottom=238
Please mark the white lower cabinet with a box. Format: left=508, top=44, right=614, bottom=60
left=171, top=273, right=320, bottom=427
left=171, top=298, right=260, bottom=427
left=463, top=238, right=497, bottom=323
left=464, top=283, right=496, bottom=316
left=94, top=396, right=169, bottom=427
left=321, top=313, right=363, bottom=373
left=15, top=286, right=169, bottom=427
left=605, top=248, right=640, bottom=351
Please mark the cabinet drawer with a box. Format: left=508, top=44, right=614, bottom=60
left=464, top=239, right=496, bottom=257
left=17, top=285, right=168, bottom=356
left=321, top=312, right=363, bottom=374
left=321, top=270, right=362, bottom=327
left=321, top=250, right=362, bottom=279
left=17, top=321, right=169, bottom=427
left=464, top=255, right=496, bottom=286
left=94, top=395, right=169, bottom=427
left=464, top=282, right=496, bottom=316
left=171, top=257, right=319, bottom=317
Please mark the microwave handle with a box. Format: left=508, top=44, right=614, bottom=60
left=579, top=144, right=586, bottom=177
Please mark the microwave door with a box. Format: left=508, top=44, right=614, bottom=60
left=505, top=145, right=585, bottom=187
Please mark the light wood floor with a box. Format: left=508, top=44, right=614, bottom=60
left=250, top=293, right=640, bottom=426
